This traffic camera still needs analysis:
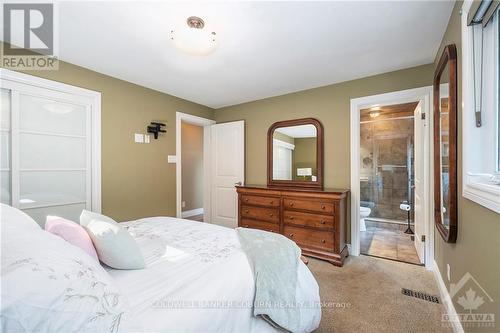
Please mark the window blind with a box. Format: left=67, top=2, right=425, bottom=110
left=467, top=0, right=499, bottom=127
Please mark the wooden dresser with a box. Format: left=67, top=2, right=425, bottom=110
left=236, top=185, right=349, bottom=266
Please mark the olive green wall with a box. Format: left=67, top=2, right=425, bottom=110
left=273, top=131, right=294, bottom=145
left=2, top=55, right=214, bottom=221
left=215, top=63, right=435, bottom=240
left=433, top=2, right=500, bottom=329
left=292, top=138, right=317, bottom=181
left=181, top=122, right=204, bottom=211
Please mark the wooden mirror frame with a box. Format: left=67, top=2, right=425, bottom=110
left=433, top=44, right=458, bottom=243
left=267, top=118, right=324, bottom=189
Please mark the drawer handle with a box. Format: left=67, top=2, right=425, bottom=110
left=321, top=205, right=326, bottom=210
left=321, top=239, right=326, bottom=243
left=320, top=220, right=326, bottom=224
left=244, top=210, right=249, bottom=214
left=289, top=216, right=294, bottom=220
left=244, top=225, right=249, bottom=228
left=289, top=233, right=294, bottom=237
left=270, top=201, right=274, bottom=205
left=269, top=213, right=273, bottom=217
left=244, top=198, right=249, bottom=202
left=289, top=202, right=294, bottom=207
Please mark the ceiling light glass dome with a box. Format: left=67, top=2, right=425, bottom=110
left=170, top=16, right=217, bottom=56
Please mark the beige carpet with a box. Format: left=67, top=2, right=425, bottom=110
left=308, top=255, right=452, bottom=333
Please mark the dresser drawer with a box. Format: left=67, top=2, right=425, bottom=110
left=241, top=206, right=279, bottom=223
left=283, top=210, right=334, bottom=230
left=240, top=219, right=280, bottom=233
left=284, top=225, right=334, bottom=251
left=283, top=198, right=334, bottom=214
left=241, top=195, right=279, bottom=207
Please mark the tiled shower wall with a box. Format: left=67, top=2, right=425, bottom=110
left=360, top=118, right=414, bottom=222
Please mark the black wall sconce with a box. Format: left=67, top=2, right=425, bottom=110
left=147, top=122, right=166, bottom=139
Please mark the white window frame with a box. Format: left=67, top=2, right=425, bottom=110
left=0, top=68, right=102, bottom=213
left=461, top=1, right=500, bottom=214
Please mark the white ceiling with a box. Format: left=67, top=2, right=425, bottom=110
left=276, top=125, right=317, bottom=138
left=53, top=1, right=453, bottom=108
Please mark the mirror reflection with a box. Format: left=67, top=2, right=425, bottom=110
left=439, top=63, right=450, bottom=229
left=272, top=124, right=317, bottom=181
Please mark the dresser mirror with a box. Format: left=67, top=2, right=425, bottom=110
left=433, top=44, right=457, bottom=243
left=268, top=118, right=324, bottom=189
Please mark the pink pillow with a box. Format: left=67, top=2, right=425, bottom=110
left=45, top=216, right=99, bottom=261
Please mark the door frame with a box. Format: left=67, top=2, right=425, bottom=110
left=349, top=86, right=434, bottom=269
left=175, top=112, right=215, bottom=222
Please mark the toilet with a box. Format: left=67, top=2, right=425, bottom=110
left=360, top=206, right=371, bottom=232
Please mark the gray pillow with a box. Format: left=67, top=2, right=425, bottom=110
left=80, top=209, right=117, bottom=227
left=80, top=211, right=145, bottom=270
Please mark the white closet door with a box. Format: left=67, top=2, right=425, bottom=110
left=17, top=92, right=91, bottom=224
left=1, top=70, right=100, bottom=226
left=1, top=89, right=11, bottom=205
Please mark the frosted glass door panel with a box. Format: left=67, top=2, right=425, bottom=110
left=20, top=134, right=86, bottom=169
left=1, top=171, right=10, bottom=204
left=23, top=203, right=86, bottom=227
left=1, top=89, right=11, bottom=130
left=19, top=171, right=86, bottom=209
left=1, top=88, right=11, bottom=205
left=19, top=94, right=86, bottom=136
left=17, top=92, right=89, bottom=224
left=1, top=132, right=10, bottom=170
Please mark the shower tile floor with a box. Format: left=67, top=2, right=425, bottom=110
left=360, top=220, right=422, bottom=265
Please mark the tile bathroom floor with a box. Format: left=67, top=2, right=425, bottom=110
left=360, top=220, right=422, bottom=265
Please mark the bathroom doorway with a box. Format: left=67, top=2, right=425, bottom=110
left=350, top=87, right=433, bottom=268
left=359, top=102, right=420, bottom=264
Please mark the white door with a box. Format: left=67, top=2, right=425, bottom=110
left=1, top=72, right=100, bottom=227
left=210, top=121, right=244, bottom=228
left=413, top=101, right=425, bottom=264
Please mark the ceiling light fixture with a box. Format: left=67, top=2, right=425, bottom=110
left=369, top=105, right=381, bottom=118
left=170, top=16, right=217, bottom=56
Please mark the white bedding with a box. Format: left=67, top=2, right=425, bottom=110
left=108, top=217, right=321, bottom=333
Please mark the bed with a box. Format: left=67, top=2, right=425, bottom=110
left=1, top=205, right=321, bottom=333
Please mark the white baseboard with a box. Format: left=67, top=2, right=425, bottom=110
left=181, top=208, right=204, bottom=218
left=432, top=260, right=464, bottom=333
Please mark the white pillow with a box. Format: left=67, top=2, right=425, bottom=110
left=1, top=206, right=137, bottom=332
left=1, top=203, right=41, bottom=231
left=84, top=218, right=145, bottom=270
left=79, top=209, right=118, bottom=227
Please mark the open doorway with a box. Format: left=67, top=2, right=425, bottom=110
left=359, top=102, right=420, bottom=264
left=175, top=112, right=215, bottom=222
left=180, top=122, right=205, bottom=221
left=350, top=87, right=433, bottom=269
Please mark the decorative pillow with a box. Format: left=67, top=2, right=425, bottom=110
left=79, top=209, right=118, bottom=228
left=84, top=217, right=145, bottom=270
left=1, top=206, right=138, bottom=332
left=1, top=203, right=41, bottom=231
left=45, top=216, right=99, bottom=261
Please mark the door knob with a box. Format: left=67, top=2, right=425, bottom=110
left=235, top=181, right=242, bottom=186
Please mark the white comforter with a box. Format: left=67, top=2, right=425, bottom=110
left=107, top=217, right=321, bottom=333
